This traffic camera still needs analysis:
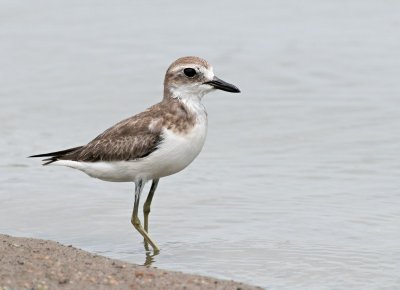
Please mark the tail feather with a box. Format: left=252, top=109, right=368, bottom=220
left=29, top=146, right=83, bottom=165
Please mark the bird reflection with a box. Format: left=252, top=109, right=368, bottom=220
left=143, top=242, right=159, bottom=266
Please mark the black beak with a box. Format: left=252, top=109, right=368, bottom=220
left=204, top=76, right=240, bottom=93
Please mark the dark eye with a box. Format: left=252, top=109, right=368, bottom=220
left=183, top=68, right=196, bottom=77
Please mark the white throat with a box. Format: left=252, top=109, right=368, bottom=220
left=168, top=84, right=213, bottom=101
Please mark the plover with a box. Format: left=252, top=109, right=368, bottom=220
left=30, top=56, right=240, bottom=252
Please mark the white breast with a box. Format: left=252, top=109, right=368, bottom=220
left=150, top=117, right=208, bottom=178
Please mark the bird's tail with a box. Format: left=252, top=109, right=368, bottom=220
left=29, top=146, right=83, bottom=165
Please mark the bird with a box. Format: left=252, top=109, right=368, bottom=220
left=29, top=56, right=240, bottom=252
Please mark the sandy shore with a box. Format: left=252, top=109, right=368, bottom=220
left=0, top=234, right=262, bottom=290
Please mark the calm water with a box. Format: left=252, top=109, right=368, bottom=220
left=1, top=1, right=400, bottom=289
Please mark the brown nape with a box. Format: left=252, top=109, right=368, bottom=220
left=57, top=98, right=197, bottom=163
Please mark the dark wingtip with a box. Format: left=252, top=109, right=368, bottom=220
left=28, top=154, right=40, bottom=158
left=29, top=153, right=57, bottom=158
left=28, top=154, right=58, bottom=165
left=42, top=159, right=57, bottom=165
left=28, top=146, right=83, bottom=159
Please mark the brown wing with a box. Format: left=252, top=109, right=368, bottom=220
left=61, top=134, right=162, bottom=162
left=59, top=106, right=165, bottom=162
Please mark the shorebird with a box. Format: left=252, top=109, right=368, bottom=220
left=30, top=56, right=240, bottom=252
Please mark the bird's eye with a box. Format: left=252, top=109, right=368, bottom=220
left=183, top=68, right=197, bottom=77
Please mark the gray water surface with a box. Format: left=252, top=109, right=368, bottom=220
left=1, top=1, right=400, bottom=289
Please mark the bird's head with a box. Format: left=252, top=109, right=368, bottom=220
left=163, top=56, right=240, bottom=100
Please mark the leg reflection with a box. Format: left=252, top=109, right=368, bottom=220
left=143, top=248, right=159, bottom=267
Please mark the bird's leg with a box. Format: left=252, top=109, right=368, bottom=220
left=131, top=179, right=160, bottom=252
left=143, top=179, right=159, bottom=233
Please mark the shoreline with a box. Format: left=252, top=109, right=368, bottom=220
left=0, top=234, right=263, bottom=290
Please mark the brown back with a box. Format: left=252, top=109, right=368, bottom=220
left=59, top=98, right=196, bottom=162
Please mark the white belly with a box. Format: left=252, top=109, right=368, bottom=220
left=53, top=120, right=208, bottom=182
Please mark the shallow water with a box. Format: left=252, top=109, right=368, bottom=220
left=1, top=1, right=400, bottom=289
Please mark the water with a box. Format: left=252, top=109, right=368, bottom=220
left=1, top=1, right=400, bottom=289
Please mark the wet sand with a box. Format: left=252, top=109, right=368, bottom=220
left=0, top=234, right=262, bottom=290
